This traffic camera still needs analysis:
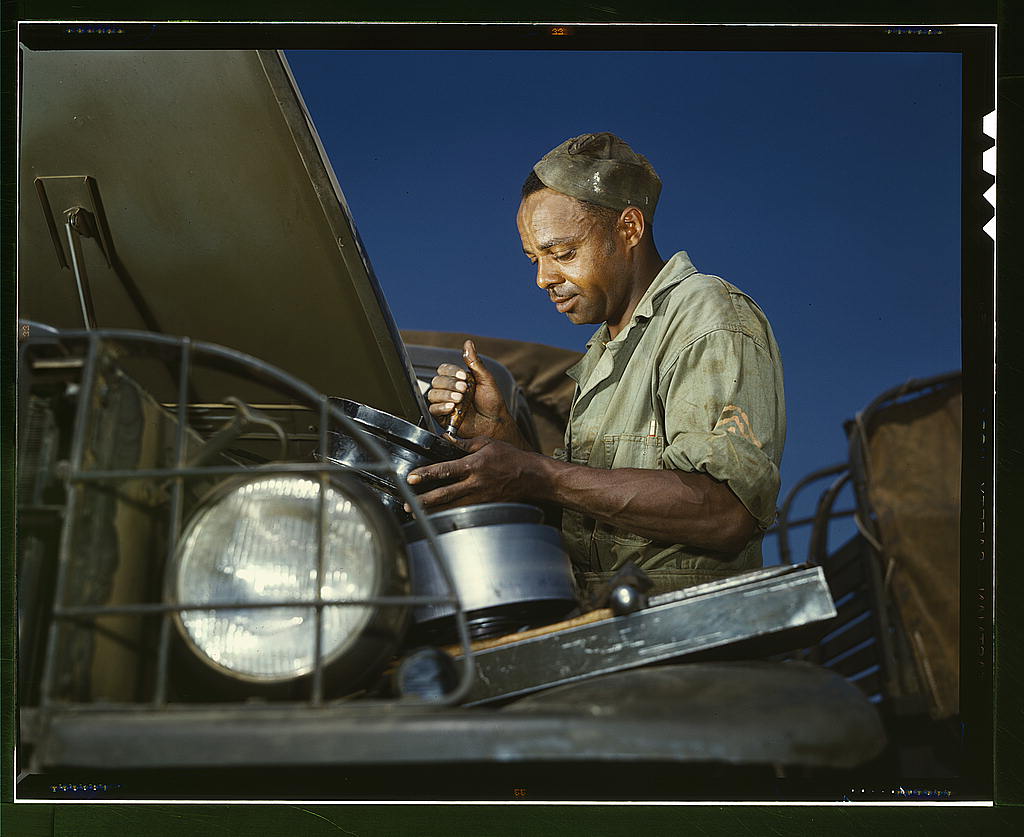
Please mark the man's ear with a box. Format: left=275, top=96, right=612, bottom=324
left=618, top=206, right=646, bottom=249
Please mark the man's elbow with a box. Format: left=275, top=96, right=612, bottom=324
left=717, top=508, right=758, bottom=555
left=711, top=484, right=759, bottom=555
left=667, top=470, right=760, bottom=555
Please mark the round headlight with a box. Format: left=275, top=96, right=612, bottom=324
left=170, top=474, right=406, bottom=685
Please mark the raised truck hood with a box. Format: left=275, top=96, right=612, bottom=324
left=18, top=47, right=428, bottom=425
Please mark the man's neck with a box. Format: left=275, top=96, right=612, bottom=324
left=607, top=244, right=666, bottom=338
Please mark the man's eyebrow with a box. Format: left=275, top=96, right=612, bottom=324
left=523, top=235, right=579, bottom=256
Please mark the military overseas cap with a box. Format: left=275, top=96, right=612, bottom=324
left=533, top=132, right=662, bottom=221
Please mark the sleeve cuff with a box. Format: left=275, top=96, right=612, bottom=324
left=661, top=430, right=780, bottom=530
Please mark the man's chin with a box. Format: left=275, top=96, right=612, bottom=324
left=565, top=308, right=597, bottom=325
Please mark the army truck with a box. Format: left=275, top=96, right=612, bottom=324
left=12, top=46, right=963, bottom=802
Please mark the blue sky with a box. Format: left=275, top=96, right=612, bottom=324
left=285, top=49, right=963, bottom=563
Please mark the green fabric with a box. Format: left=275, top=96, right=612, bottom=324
left=533, top=132, right=662, bottom=219
left=554, top=251, right=786, bottom=597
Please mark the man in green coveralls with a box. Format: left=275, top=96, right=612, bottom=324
left=408, top=133, right=786, bottom=598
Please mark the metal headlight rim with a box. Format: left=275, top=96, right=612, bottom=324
left=165, top=469, right=404, bottom=685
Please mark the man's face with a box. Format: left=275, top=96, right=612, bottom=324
left=517, top=188, right=630, bottom=330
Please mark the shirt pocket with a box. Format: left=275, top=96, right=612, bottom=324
left=602, top=433, right=665, bottom=470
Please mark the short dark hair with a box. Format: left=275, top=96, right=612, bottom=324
left=521, top=169, right=547, bottom=202
left=520, top=169, right=622, bottom=229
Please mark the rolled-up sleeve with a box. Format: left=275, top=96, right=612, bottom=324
left=658, top=328, right=783, bottom=530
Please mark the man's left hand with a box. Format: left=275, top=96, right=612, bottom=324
left=406, top=437, right=543, bottom=511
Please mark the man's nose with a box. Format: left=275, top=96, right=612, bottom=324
left=536, top=260, right=561, bottom=290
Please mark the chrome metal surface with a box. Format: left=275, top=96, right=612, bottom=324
left=646, top=563, right=806, bottom=607
left=406, top=519, right=577, bottom=624
left=317, top=397, right=464, bottom=498
left=165, top=472, right=409, bottom=690
left=402, top=503, right=544, bottom=540
left=64, top=214, right=97, bottom=330
left=609, top=584, right=645, bottom=615
left=456, top=565, right=837, bottom=706
left=331, top=398, right=462, bottom=456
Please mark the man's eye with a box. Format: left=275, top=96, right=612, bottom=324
left=555, top=250, right=576, bottom=262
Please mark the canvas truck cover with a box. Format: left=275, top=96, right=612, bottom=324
left=856, top=377, right=962, bottom=719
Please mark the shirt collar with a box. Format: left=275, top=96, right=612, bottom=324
left=585, top=251, right=699, bottom=349
left=631, top=250, right=699, bottom=322
left=585, top=322, right=610, bottom=350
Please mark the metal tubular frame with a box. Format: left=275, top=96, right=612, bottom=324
left=27, top=325, right=479, bottom=717
left=772, top=371, right=960, bottom=569
left=772, top=462, right=849, bottom=565
left=808, top=472, right=853, bottom=565
left=38, top=335, right=99, bottom=709
left=154, top=338, right=192, bottom=706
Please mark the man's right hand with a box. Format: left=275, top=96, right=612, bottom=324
left=426, top=339, right=523, bottom=445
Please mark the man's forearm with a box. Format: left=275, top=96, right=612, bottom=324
left=408, top=439, right=757, bottom=553
left=533, top=456, right=756, bottom=554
